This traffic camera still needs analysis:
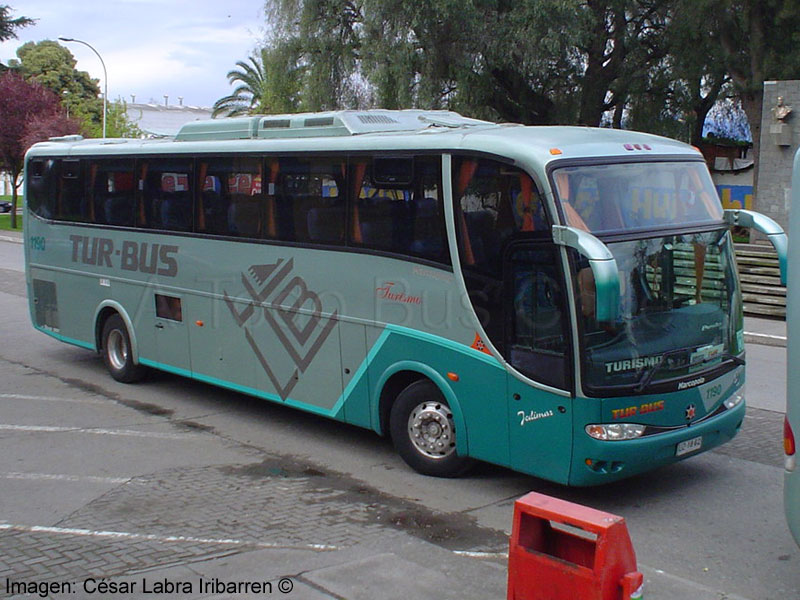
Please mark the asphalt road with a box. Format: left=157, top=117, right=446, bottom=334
left=0, top=236, right=797, bottom=600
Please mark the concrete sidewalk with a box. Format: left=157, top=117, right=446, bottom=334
left=89, top=532, right=752, bottom=600
left=0, top=227, right=22, bottom=245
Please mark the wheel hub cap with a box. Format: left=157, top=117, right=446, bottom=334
left=408, top=401, right=456, bottom=459
left=107, top=330, right=128, bottom=371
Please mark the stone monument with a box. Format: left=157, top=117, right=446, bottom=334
left=755, top=80, right=800, bottom=234
left=771, top=96, right=793, bottom=146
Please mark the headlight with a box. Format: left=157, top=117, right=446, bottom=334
left=585, top=423, right=646, bottom=441
left=724, top=387, right=745, bottom=409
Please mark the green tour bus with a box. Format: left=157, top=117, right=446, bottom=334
left=786, top=147, right=799, bottom=545
left=23, top=110, right=788, bottom=486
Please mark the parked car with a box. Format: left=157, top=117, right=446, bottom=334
left=0, top=201, right=11, bottom=213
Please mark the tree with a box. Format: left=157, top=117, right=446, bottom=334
left=666, top=0, right=730, bottom=145
left=0, top=5, right=33, bottom=69
left=0, top=71, right=80, bottom=228
left=360, top=0, right=478, bottom=112
left=254, top=0, right=674, bottom=126
left=244, top=0, right=797, bottom=142
left=623, top=0, right=730, bottom=144
left=574, top=0, right=673, bottom=127
left=212, top=46, right=303, bottom=117
left=258, top=0, right=585, bottom=122
left=360, top=0, right=574, bottom=122
left=8, top=40, right=103, bottom=133
left=104, top=101, right=144, bottom=139
left=265, top=0, right=365, bottom=111
left=710, top=0, right=800, bottom=194
left=460, top=0, right=584, bottom=124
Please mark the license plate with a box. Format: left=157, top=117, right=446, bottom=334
left=676, top=436, right=703, bottom=457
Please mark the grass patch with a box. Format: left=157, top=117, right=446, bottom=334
left=0, top=196, right=23, bottom=232
left=0, top=212, right=23, bottom=232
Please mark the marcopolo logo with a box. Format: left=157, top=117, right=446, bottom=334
left=224, top=258, right=338, bottom=401
left=678, top=377, right=706, bottom=390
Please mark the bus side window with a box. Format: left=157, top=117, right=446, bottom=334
left=197, top=157, right=263, bottom=239
left=85, top=158, right=135, bottom=227
left=27, top=159, right=57, bottom=219
left=155, top=294, right=183, bottom=321
left=453, top=156, right=548, bottom=355
left=507, top=246, right=570, bottom=390
left=453, top=158, right=547, bottom=274
left=281, top=158, right=345, bottom=245
left=408, top=157, right=447, bottom=262
left=57, top=159, right=85, bottom=221
left=140, top=160, right=193, bottom=232
left=350, top=155, right=448, bottom=263
left=198, top=175, right=228, bottom=235
left=229, top=194, right=262, bottom=237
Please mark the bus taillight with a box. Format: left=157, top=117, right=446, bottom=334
left=785, top=416, right=796, bottom=472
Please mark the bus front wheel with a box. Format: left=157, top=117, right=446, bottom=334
left=390, top=379, right=472, bottom=477
left=101, top=314, right=146, bottom=383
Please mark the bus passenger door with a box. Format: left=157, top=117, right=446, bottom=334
left=153, top=292, right=192, bottom=375
left=504, top=242, right=573, bottom=482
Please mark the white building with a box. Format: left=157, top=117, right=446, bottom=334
left=1, top=171, right=14, bottom=196
left=125, top=101, right=214, bottom=137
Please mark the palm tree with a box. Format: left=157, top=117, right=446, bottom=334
left=212, top=51, right=268, bottom=117
left=212, top=46, right=303, bottom=117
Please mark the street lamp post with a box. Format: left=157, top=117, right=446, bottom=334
left=58, top=37, right=107, bottom=138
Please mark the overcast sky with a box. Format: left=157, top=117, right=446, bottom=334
left=0, top=1, right=267, bottom=108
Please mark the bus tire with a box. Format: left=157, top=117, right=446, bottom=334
left=390, top=379, right=472, bottom=477
left=101, top=314, right=146, bottom=383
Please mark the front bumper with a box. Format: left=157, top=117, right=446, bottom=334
left=568, top=399, right=746, bottom=486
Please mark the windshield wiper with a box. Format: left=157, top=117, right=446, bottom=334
left=634, top=347, right=743, bottom=393
left=634, top=346, right=690, bottom=392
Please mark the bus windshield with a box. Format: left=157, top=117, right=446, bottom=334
left=576, top=229, right=742, bottom=394
left=554, top=160, right=724, bottom=235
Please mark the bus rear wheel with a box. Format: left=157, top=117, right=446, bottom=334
left=101, top=314, right=146, bottom=383
left=390, top=379, right=472, bottom=477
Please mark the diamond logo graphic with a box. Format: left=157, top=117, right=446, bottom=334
left=224, top=258, right=338, bottom=400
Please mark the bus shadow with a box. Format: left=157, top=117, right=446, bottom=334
left=70, top=346, right=729, bottom=512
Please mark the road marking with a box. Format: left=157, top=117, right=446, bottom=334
left=638, top=564, right=752, bottom=600
left=0, top=472, right=131, bottom=485
left=452, top=550, right=509, bottom=559
left=0, top=523, right=339, bottom=552
left=743, top=331, right=787, bottom=347
left=0, top=393, right=105, bottom=405
left=459, top=552, right=752, bottom=598
left=0, top=235, right=23, bottom=245
left=0, top=424, right=195, bottom=440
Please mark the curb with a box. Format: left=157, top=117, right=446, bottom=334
left=743, top=331, right=787, bottom=348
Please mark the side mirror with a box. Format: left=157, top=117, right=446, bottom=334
left=552, top=225, right=620, bottom=322
left=723, top=209, right=788, bottom=285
